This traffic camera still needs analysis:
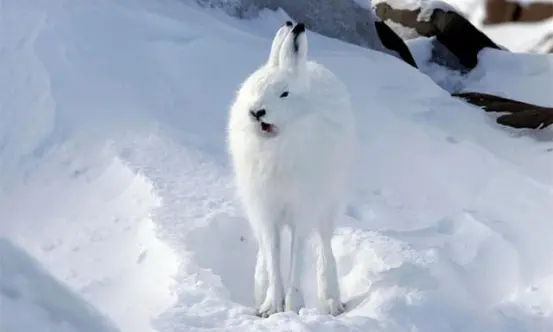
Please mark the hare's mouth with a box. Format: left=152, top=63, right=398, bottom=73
left=260, top=122, right=278, bottom=137
left=250, top=109, right=278, bottom=137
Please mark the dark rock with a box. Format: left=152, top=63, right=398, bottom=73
left=433, top=10, right=501, bottom=69
left=483, top=0, right=519, bottom=24
left=484, top=0, right=553, bottom=25
left=374, top=20, right=418, bottom=68
left=374, top=1, right=501, bottom=69
left=453, top=92, right=553, bottom=129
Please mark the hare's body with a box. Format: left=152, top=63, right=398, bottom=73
left=227, top=22, right=355, bottom=317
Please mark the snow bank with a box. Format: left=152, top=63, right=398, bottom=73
left=444, top=0, right=553, bottom=53
left=0, top=238, right=119, bottom=332
left=1, top=0, right=552, bottom=332
left=406, top=35, right=553, bottom=107
left=465, top=48, right=553, bottom=107
left=0, top=140, right=180, bottom=332
left=480, top=18, right=553, bottom=52
left=0, top=1, right=180, bottom=331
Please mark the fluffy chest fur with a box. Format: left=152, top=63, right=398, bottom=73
left=228, top=107, right=354, bottom=221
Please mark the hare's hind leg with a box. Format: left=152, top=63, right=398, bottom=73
left=316, top=214, right=345, bottom=316
left=285, top=224, right=306, bottom=313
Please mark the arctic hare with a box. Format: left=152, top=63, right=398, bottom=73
left=227, top=21, right=355, bottom=317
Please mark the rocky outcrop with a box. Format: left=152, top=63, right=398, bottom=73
left=483, top=0, right=553, bottom=25
left=374, top=20, right=419, bottom=67
left=374, top=1, right=502, bottom=69
left=454, top=92, right=553, bottom=129
left=372, top=0, right=463, bottom=38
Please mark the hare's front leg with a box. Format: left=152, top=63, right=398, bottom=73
left=257, top=224, right=285, bottom=317
left=285, top=225, right=306, bottom=313
left=254, top=246, right=268, bottom=308
left=316, top=218, right=345, bottom=316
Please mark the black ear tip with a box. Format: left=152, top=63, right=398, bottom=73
left=285, top=21, right=293, bottom=27
left=292, top=22, right=305, bottom=35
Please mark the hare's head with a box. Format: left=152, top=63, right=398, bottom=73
left=236, top=21, right=312, bottom=137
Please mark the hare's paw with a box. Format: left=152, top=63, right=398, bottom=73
left=256, top=290, right=285, bottom=318
left=284, top=288, right=305, bottom=313
left=320, top=297, right=346, bottom=316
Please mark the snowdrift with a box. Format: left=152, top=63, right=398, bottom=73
left=1, top=0, right=552, bottom=331
left=0, top=238, right=119, bottom=332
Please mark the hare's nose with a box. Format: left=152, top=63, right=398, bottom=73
left=250, top=109, right=266, bottom=121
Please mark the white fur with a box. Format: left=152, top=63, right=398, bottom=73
left=227, top=22, right=355, bottom=317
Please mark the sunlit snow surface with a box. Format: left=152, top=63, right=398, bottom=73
left=0, top=0, right=552, bottom=331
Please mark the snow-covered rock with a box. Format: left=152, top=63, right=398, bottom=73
left=197, top=0, right=394, bottom=53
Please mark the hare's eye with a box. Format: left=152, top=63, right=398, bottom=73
left=280, top=91, right=289, bottom=98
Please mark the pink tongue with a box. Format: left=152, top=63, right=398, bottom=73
left=261, top=122, right=272, bottom=132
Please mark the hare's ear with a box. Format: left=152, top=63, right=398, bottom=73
left=266, top=21, right=294, bottom=67
left=278, top=23, right=308, bottom=74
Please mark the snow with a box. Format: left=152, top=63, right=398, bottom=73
left=0, top=238, right=120, bottom=332
left=1, top=0, right=552, bottom=331
left=530, top=33, right=553, bottom=53
left=0, top=140, right=180, bottom=332
left=405, top=35, right=553, bottom=106
left=438, top=0, right=553, bottom=53
left=479, top=18, right=553, bottom=53
left=465, top=48, right=553, bottom=106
